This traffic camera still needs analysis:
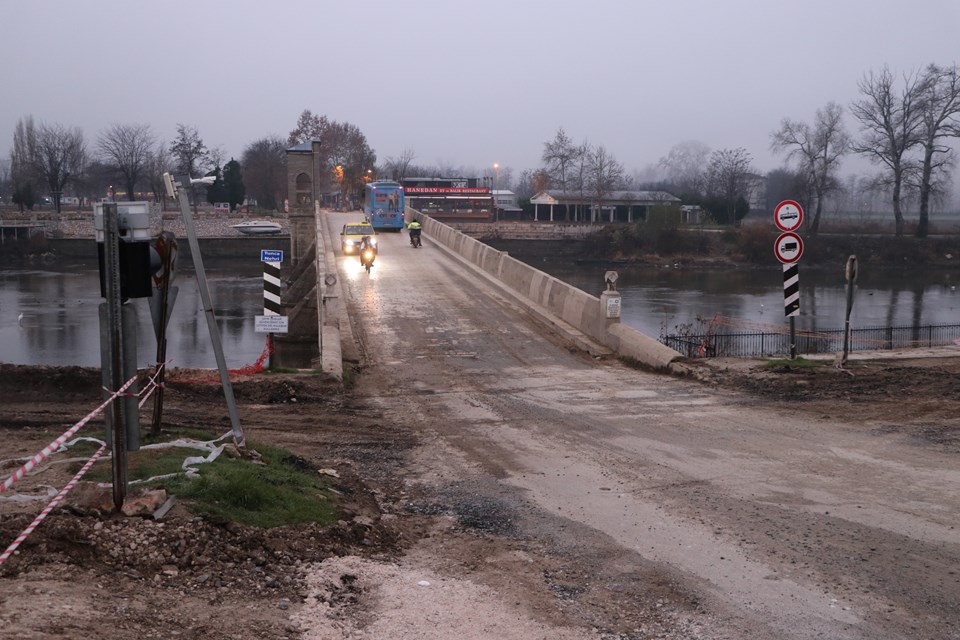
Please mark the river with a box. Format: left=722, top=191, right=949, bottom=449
left=1, top=260, right=958, bottom=367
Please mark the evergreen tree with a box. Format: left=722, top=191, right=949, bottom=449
left=223, top=159, right=245, bottom=211
left=205, top=166, right=226, bottom=206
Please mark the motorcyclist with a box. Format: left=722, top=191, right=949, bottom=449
left=407, top=219, right=422, bottom=247
left=359, top=235, right=376, bottom=256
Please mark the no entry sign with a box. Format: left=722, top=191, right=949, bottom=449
left=774, top=232, right=804, bottom=264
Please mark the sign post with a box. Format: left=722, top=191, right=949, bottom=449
left=774, top=201, right=804, bottom=359
left=256, top=250, right=288, bottom=369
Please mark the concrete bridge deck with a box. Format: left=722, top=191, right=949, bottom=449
left=282, top=209, right=681, bottom=380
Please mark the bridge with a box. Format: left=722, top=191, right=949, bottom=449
left=282, top=209, right=681, bottom=380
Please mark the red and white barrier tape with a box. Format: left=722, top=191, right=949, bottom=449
left=0, top=372, right=140, bottom=495
left=0, top=444, right=107, bottom=567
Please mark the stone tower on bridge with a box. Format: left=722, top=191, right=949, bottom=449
left=286, top=140, right=323, bottom=266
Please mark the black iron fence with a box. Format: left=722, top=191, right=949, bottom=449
left=662, top=323, right=960, bottom=358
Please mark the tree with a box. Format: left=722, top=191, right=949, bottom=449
left=542, top=127, right=582, bottom=220
left=658, top=140, right=711, bottom=196
left=222, top=159, right=245, bottom=211
left=241, top=136, right=286, bottom=211
left=10, top=117, right=38, bottom=212
left=0, top=158, right=9, bottom=204
left=205, top=165, right=226, bottom=205
left=170, top=124, right=209, bottom=176
left=32, top=122, right=86, bottom=214
left=97, top=123, right=155, bottom=202
left=145, top=143, right=172, bottom=208
left=704, top=148, right=754, bottom=225
left=383, top=148, right=416, bottom=181
left=770, top=102, right=850, bottom=235
left=914, top=63, right=960, bottom=237
left=585, top=145, right=624, bottom=223
left=287, top=109, right=329, bottom=146
left=324, top=121, right=376, bottom=204
left=850, top=67, right=926, bottom=237
left=170, top=124, right=209, bottom=213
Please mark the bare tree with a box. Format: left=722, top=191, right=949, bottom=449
left=170, top=124, right=209, bottom=213
left=384, top=148, right=416, bottom=181
left=241, top=136, right=287, bottom=211
left=850, top=67, right=927, bottom=236
left=914, top=63, right=960, bottom=237
left=705, top=148, right=754, bottom=225
left=10, top=117, right=38, bottom=210
left=33, top=122, right=86, bottom=213
left=771, top=101, right=850, bottom=235
left=145, top=143, right=172, bottom=209
left=97, top=123, right=155, bottom=201
left=658, top=140, right=711, bottom=195
left=542, top=127, right=582, bottom=220
left=585, top=145, right=624, bottom=223
left=170, top=124, right=209, bottom=177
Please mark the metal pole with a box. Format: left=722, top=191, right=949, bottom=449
left=175, top=184, right=245, bottom=447
left=789, top=316, right=796, bottom=360
left=102, top=203, right=127, bottom=510
left=841, top=255, right=858, bottom=366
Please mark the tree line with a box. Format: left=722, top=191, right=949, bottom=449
left=523, top=63, right=959, bottom=237
left=3, top=63, right=956, bottom=237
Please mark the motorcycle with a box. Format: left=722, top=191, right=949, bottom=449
left=360, top=245, right=377, bottom=273
left=410, top=229, right=422, bottom=248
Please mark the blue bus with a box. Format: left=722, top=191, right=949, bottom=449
left=363, top=181, right=405, bottom=230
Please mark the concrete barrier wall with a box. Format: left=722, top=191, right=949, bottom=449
left=419, top=214, right=607, bottom=346
left=415, top=211, right=681, bottom=368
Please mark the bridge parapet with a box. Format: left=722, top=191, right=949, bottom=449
left=412, top=210, right=681, bottom=369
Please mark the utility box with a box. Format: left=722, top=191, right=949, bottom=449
left=94, top=202, right=154, bottom=299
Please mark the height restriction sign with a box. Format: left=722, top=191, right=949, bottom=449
left=774, top=200, right=804, bottom=232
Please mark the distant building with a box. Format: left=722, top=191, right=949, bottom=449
left=530, top=189, right=681, bottom=223
left=492, top=190, right=522, bottom=218
left=401, top=177, right=494, bottom=221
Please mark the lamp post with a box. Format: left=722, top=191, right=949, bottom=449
left=493, top=162, right=499, bottom=223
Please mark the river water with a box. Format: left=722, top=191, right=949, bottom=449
left=1, top=260, right=958, bottom=367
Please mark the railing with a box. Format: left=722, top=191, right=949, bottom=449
left=662, top=323, right=960, bottom=358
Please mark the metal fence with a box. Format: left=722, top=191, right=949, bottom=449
left=662, top=323, right=960, bottom=358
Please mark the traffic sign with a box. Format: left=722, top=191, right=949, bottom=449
left=261, top=249, right=283, bottom=263
left=774, top=200, right=804, bottom=232
left=774, top=232, right=804, bottom=263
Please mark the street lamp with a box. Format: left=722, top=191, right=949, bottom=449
left=493, top=162, right=499, bottom=223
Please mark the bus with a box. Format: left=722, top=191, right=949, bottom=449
left=363, top=181, right=405, bottom=230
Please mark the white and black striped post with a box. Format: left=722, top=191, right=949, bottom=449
left=263, top=259, right=282, bottom=317
left=783, top=262, right=800, bottom=358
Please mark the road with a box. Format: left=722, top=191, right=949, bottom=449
left=303, top=212, right=960, bottom=639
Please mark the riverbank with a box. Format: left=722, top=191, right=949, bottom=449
left=4, top=207, right=960, bottom=271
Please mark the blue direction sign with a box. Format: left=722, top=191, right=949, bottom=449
left=261, top=250, right=283, bottom=263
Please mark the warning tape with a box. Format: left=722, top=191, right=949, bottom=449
left=0, top=444, right=107, bottom=567
left=0, top=372, right=140, bottom=495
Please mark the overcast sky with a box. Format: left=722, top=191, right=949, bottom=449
left=2, top=0, right=958, bottom=181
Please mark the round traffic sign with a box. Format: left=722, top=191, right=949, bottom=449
left=774, top=232, right=804, bottom=263
left=774, top=200, right=804, bottom=232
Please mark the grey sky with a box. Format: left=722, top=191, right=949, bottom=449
left=2, top=0, right=959, bottom=181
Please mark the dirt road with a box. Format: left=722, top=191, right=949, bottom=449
left=1, top=213, right=958, bottom=639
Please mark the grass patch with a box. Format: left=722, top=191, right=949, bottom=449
left=162, top=441, right=339, bottom=528
left=68, top=436, right=340, bottom=529
left=762, top=357, right=825, bottom=369
left=81, top=446, right=204, bottom=483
